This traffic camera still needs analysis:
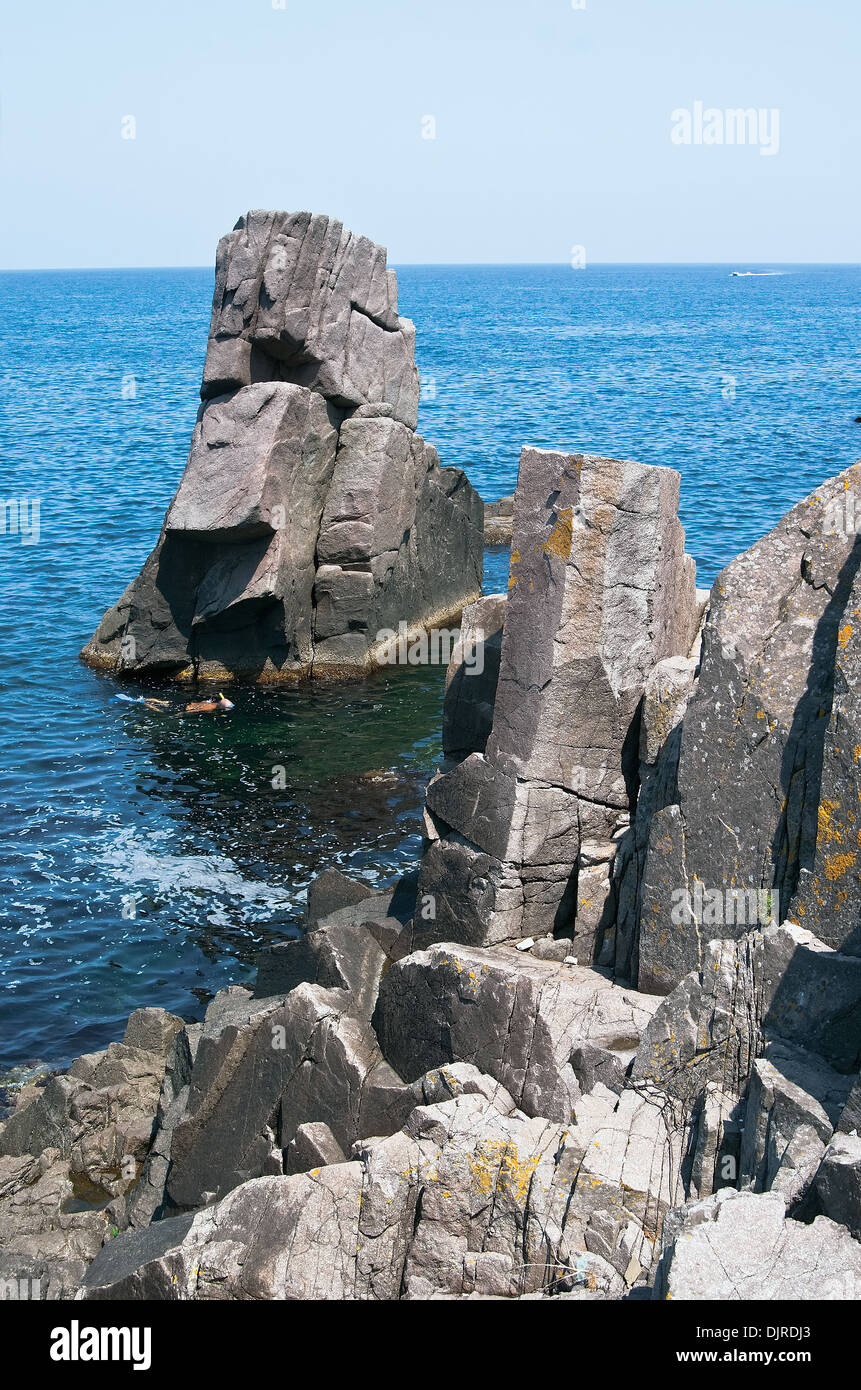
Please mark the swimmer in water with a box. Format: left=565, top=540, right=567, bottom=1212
left=184, top=692, right=235, bottom=714
left=114, top=692, right=234, bottom=714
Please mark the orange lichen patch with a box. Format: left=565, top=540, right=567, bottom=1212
left=538, top=507, right=573, bottom=562
left=510, top=549, right=521, bottom=565
left=853, top=746, right=861, bottom=763
left=824, top=851, right=856, bottom=882
left=838, top=623, right=853, bottom=650
left=817, top=800, right=844, bottom=844
left=468, top=1141, right=541, bottom=1205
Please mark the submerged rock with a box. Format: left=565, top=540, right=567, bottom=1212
left=81, top=211, right=482, bottom=684
left=483, top=495, right=515, bottom=545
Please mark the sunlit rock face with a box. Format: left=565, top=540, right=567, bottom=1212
left=81, top=211, right=483, bottom=684
left=416, top=446, right=698, bottom=950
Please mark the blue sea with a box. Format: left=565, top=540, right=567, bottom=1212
left=1, top=263, right=860, bottom=1077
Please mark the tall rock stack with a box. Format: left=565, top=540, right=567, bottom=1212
left=631, top=464, right=861, bottom=994
left=81, top=211, right=483, bottom=683
left=416, top=447, right=699, bottom=953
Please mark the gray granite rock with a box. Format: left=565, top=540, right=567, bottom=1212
left=442, top=593, right=506, bottom=761
left=306, top=868, right=375, bottom=925
left=201, top=211, right=419, bottom=426
left=632, top=923, right=861, bottom=1104
left=374, top=942, right=659, bottom=1121
left=81, top=212, right=482, bottom=683
left=417, top=447, right=697, bottom=948
left=81, top=1091, right=671, bottom=1300
left=654, top=1188, right=861, bottom=1299
left=739, top=1040, right=853, bottom=1206
left=637, top=464, right=861, bottom=993
left=483, top=495, right=514, bottom=545
left=0, top=1009, right=185, bottom=1290
left=165, top=981, right=409, bottom=1210
left=814, top=1132, right=861, bottom=1236
left=284, top=1121, right=347, bottom=1175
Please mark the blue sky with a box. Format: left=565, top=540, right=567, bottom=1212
left=0, top=0, right=858, bottom=267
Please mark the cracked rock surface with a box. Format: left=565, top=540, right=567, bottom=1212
left=80, top=210, right=482, bottom=684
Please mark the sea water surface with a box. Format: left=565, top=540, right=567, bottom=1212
left=1, top=263, right=860, bottom=1076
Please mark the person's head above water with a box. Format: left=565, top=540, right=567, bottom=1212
left=217, top=692, right=235, bottom=710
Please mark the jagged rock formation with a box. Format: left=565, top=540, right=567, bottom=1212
left=418, top=447, right=699, bottom=951
left=441, top=592, right=506, bottom=760
left=654, top=1189, right=861, bottom=1299
left=6, top=453, right=861, bottom=1302
left=80, top=211, right=483, bottom=683
left=626, top=463, right=861, bottom=993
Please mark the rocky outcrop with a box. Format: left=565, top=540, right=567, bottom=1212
left=633, top=464, right=861, bottom=994
left=653, top=1188, right=861, bottom=1300
left=441, top=593, right=506, bottom=761
left=0, top=1009, right=184, bottom=1296
left=484, top=495, right=514, bottom=545
left=80, top=211, right=482, bottom=683
left=81, top=1088, right=679, bottom=1301
left=10, top=443, right=861, bottom=1302
left=417, top=447, right=698, bottom=950
left=374, top=942, right=659, bottom=1121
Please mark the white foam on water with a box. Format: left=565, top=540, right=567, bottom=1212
left=96, top=827, right=300, bottom=922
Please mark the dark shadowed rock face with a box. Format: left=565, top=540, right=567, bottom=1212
left=441, top=593, right=506, bottom=761
left=635, top=463, right=861, bottom=994
left=80, top=211, right=482, bottom=684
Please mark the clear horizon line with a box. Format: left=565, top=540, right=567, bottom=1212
left=2, top=259, right=861, bottom=274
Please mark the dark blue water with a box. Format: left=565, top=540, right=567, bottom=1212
left=2, top=264, right=860, bottom=1074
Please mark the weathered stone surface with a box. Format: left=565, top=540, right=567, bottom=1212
left=686, top=1083, right=744, bottom=1201
left=83, top=1090, right=678, bottom=1300
left=488, top=449, right=697, bottom=800
left=81, top=211, right=482, bottom=683
left=633, top=923, right=861, bottom=1105
left=484, top=495, right=514, bottom=545
left=814, top=1132, right=861, bottom=1236
left=569, top=1042, right=628, bottom=1097
left=838, top=1074, right=861, bottom=1133
left=442, top=593, right=506, bottom=760
left=406, top=1063, right=517, bottom=1116
left=654, top=1188, right=861, bottom=1299
left=124, top=1023, right=200, bottom=1230
left=201, top=211, right=419, bottom=425
left=253, top=875, right=414, bottom=1001
left=739, top=1040, right=853, bottom=1206
left=418, top=446, right=697, bottom=948
left=165, top=981, right=408, bottom=1210
left=284, top=1121, right=347, bottom=1175
left=375, top=942, right=659, bottom=1121
left=0, top=1150, right=108, bottom=1294
left=312, top=418, right=482, bottom=675
left=637, top=464, right=861, bottom=993
left=0, top=1009, right=184, bottom=1291
left=639, top=656, right=699, bottom=767
left=306, top=867, right=374, bottom=924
